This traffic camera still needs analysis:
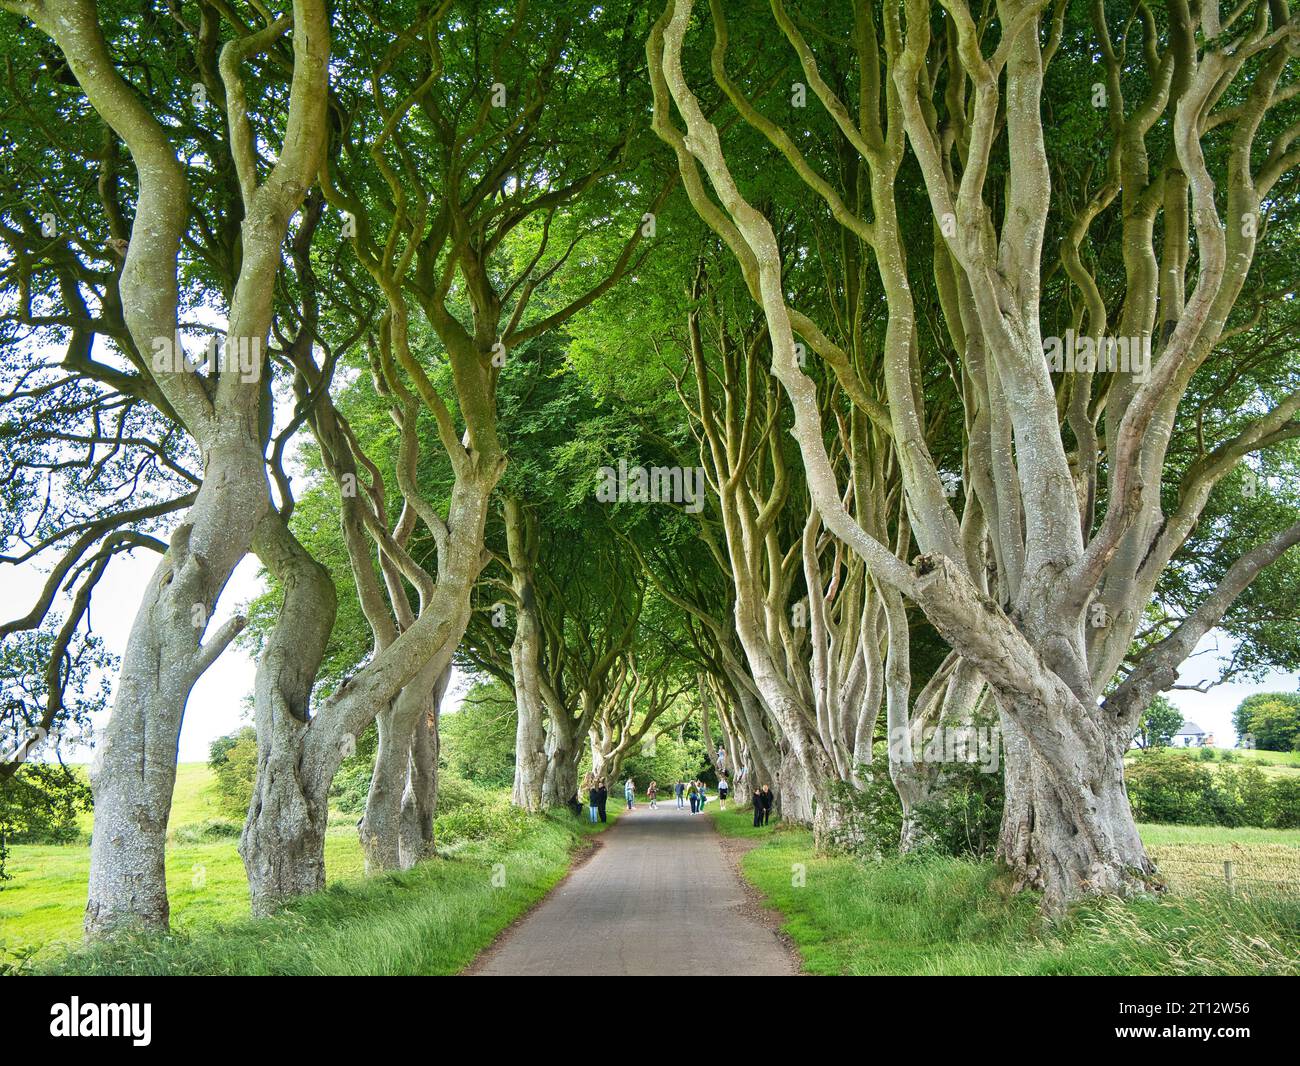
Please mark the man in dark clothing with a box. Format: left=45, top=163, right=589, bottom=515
left=760, top=785, right=774, bottom=825
left=752, top=788, right=764, bottom=827
left=595, top=781, right=608, bottom=823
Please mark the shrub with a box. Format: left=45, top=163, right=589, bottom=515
left=913, top=761, right=1004, bottom=860
left=435, top=774, right=496, bottom=815
left=433, top=791, right=529, bottom=846
left=1205, top=763, right=1273, bottom=827
left=329, top=760, right=372, bottom=815
left=209, top=727, right=257, bottom=819
left=172, top=819, right=244, bottom=843
left=1267, top=778, right=1300, bottom=829
left=0, top=763, right=90, bottom=847
left=1125, top=750, right=1214, bottom=823
left=1125, top=749, right=1300, bottom=827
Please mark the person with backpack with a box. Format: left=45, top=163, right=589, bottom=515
left=674, top=780, right=686, bottom=809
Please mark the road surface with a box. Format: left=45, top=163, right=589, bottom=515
left=470, top=801, right=796, bottom=975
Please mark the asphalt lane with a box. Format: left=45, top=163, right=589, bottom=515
left=471, top=800, right=795, bottom=976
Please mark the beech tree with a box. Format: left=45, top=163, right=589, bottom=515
left=650, top=0, right=1300, bottom=908
left=0, top=0, right=331, bottom=933
left=5, top=0, right=1300, bottom=934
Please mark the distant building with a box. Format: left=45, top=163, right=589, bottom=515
left=1172, top=721, right=1209, bottom=747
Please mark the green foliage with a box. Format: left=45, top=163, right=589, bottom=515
left=620, top=729, right=706, bottom=790
left=1126, top=750, right=1214, bottom=823
left=329, top=760, right=372, bottom=816
left=913, top=763, right=1005, bottom=861
left=1233, top=691, right=1300, bottom=748
left=0, top=763, right=90, bottom=879
left=839, top=746, right=1003, bottom=861
left=208, top=728, right=257, bottom=820
left=1238, top=696, right=1300, bottom=752
left=440, top=683, right=517, bottom=789
left=1126, top=749, right=1299, bottom=828
left=1133, top=694, right=1184, bottom=749
left=432, top=774, right=529, bottom=847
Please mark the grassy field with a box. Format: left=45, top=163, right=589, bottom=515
left=1126, top=746, right=1300, bottom=780
left=712, top=808, right=1300, bottom=976
left=1139, top=822, right=1300, bottom=895
left=1, top=764, right=614, bottom=974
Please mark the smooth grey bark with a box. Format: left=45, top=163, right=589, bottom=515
left=360, top=655, right=450, bottom=873
left=238, top=512, right=337, bottom=913
left=398, top=664, right=449, bottom=867
left=541, top=709, right=582, bottom=807
left=505, top=498, right=547, bottom=811
left=84, top=443, right=264, bottom=934
left=23, top=0, right=333, bottom=936
left=241, top=456, right=496, bottom=915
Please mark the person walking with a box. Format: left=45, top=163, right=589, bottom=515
left=648, top=780, right=659, bottom=809
left=624, top=777, right=635, bottom=810
left=697, top=780, right=707, bottom=811
left=674, top=780, right=685, bottom=809
left=752, top=786, right=764, bottom=827
left=760, top=784, right=774, bottom=825
left=688, top=781, right=699, bottom=814
left=595, top=780, right=608, bottom=823
left=717, top=774, right=729, bottom=810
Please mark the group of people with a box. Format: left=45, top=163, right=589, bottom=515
left=671, top=779, right=714, bottom=813
left=582, top=773, right=775, bottom=827
left=584, top=778, right=610, bottom=822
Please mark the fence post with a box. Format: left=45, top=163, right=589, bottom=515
left=1223, top=860, right=1235, bottom=896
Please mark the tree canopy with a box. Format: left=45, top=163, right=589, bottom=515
left=3, top=0, right=1300, bottom=929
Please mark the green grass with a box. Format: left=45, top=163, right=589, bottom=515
left=34, top=809, right=609, bottom=975
left=711, top=808, right=1300, bottom=975
left=1137, top=822, right=1300, bottom=846
left=2, top=763, right=616, bottom=974
left=1237, top=748, right=1300, bottom=769
left=0, top=831, right=366, bottom=962
left=2, top=763, right=359, bottom=959
left=1126, top=746, right=1300, bottom=780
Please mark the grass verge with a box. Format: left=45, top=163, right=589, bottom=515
left=712, top=807, right=1300, bottom=976
left=25, top=808, right=611, bottom=976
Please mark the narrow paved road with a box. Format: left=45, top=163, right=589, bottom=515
left=471, top=802, right=796, bottom=976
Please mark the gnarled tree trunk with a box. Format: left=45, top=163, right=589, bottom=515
left=85, top=440, right=266, bottom=935
left=360, top=656, right=450, bottom=872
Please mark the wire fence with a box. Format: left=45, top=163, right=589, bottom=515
left=1150, top=854, right=1300, bottom=900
